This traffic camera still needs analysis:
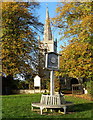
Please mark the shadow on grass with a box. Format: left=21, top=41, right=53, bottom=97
left=2, top=103, right=93, bottom=120
left=47, top=103, right=93, bottom=113
left=30, top=103, right=93, bottom=116
left=68, top=102, right=93, bottom=113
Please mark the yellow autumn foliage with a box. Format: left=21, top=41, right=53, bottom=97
left=1, top=2, right=42, bottom=77
left=53, top=2, right=93, bottom=80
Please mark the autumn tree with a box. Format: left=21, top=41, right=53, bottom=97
left=1, top=2, right=43, bottom=80
left=56, top=42, right=93, bottom=82
left=53, top=2, right=92, bottom=43
left=53, top=2, right=93, bottom=82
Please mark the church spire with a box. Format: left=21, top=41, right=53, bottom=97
left=43, top=7, right=52, bottom=42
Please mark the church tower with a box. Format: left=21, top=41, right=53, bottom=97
left=43, top=7, right=57, bottom=53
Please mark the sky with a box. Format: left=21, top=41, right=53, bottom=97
left=38, top=2, right=58, bottom=24
left=37, top=2, right=64, bottom=53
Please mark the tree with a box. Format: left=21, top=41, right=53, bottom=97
left=53, top=2, right=93, bottom=81
left=56, top=41, right=93, bottom=81
left=36, top=39, right=48, bottom=89
left=1, top=2, right=43, bottom=79
left=52, top=2, right=93, bottom=43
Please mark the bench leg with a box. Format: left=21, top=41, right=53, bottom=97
left=63, top=106, right=66, bottom=114
left=32, top=106, right=33, bottom=111
left=58, top=110, right=61, bottom=113
left=40, top=107, right=44, bottom=115
left=31, top=103, right=33, bottom=111
left=45, top=108, right=47, bottom=112
left=50, top=109, right=53, bottom=112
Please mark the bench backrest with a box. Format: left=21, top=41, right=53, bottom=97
left=40, top=94, right=66, bottom=105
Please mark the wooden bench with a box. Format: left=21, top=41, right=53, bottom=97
left=31, top=94, right=73, bottom=115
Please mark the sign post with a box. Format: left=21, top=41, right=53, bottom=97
left=45, top=52, right=59, bottom=95
left=50, top=70, right=54, bottom=95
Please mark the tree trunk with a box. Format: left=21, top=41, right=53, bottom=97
left=29, top=83, right=31, bottom=90
left=5, top=75, right=13, bottom=94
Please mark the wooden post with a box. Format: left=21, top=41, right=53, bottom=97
left=50, top=70, right=54, bottom=95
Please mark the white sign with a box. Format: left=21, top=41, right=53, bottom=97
left=34, top=75, right=41, bottom=87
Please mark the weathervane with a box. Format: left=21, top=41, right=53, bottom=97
left=46, top=3, right=48, bottom=6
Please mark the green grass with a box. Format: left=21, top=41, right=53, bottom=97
left=1, top=93, right=93, bottom=119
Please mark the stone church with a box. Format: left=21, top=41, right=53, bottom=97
left=42, top=7, right=57, bottom=53
left=40, top=7, right=80, bottom=91
left=38, top=7, right=58, bottom=90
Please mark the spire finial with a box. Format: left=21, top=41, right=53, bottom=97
left=46, top=3, right=48, bottom=6
left=46, top=3, right=48, bottom=13
left=43, top=5, right=52, bottom=42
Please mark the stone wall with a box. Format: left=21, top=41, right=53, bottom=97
left=12, top=89, right=49, bottom=94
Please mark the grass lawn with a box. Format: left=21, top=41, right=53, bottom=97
left=1, top=93, right=93, bottom=119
